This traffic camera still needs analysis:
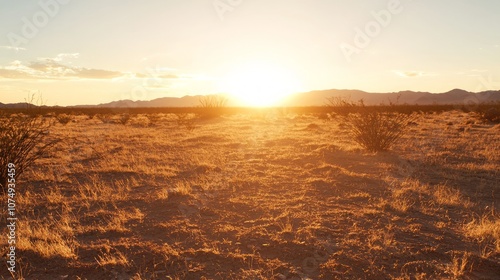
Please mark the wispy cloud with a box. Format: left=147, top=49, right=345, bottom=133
left=0, top=53, right=123, bottom=80
left=39, top=53, right=80, bottom=62
left=393, top=70, right=436, bottom=78
left=0, top=58, right=123, bottom=80
left=0, top=54, right=207, bottom=87
left=0, top=45, right=26, bottom=51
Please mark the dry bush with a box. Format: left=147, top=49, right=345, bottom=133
left=328, top=97, right=415, bottom=152
left=119, top=113, right=131, bottom=125
left=146, top=113, right=161, bottom=126
left=477, top=107, right=500, bottom=123
left=0, top=114, right=59, bottom=192
left=86, top=112, right=96, bottom=120
left=327, top=96, right=360, bottom=117
left=461, top=103, right=500, bottom=123
left=96, top=114, right=113, bottom=124
left=56, top=113, right=72, bottom=125
left=198, top=94, right=228, bottom=118
left=175, top=113, right=197, bottom=131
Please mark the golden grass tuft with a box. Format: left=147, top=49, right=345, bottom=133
left=17, top=220, right=78, bottom=259
left=464, top=211, right=500, bottom=256
left=96, top=249, right=130, bottom=267
left=433, top=184, right=473, bottom=208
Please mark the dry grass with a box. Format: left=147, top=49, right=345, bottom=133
left=0, top=110, right=498, bottom=279
left=96, top=249, right=130, bottom=267
left=465, top=211, right=500, bottom=257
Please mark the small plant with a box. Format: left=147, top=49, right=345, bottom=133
left=0, top=113, right=60, bottom=192
left=146, top=113, right=161, bottom=126
left=447, top=252, right=471, bottom=278
left=327, top=96, right=360, bottom=117
left=97, top=114, right=113, bottom=124
left=56, top=113, right=72, bottom=125
left=464, top=210, right=500, bottom=256
left=327, top=97, right=415, bottom=152
left=198, top=94, right=228, bottom=119
left=478, top=107, right=500, bottom=123
left=87, top=112, right=96, bottom=120
left=175, top=113, right=197, bottom=131
left=119, top=114, right=131, bottom=125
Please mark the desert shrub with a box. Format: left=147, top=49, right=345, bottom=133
left=97, top=114, right=113, bottom=124
left=316, top=112, right=330, bottom=120
left=478, top=107, right=500, bottom=123
left=146, top=114, right=161, bottom=126
left=175, top=113, right=197, bottom=131
left=327, top=96, right=361, bottom=117
left=56, top=113, right=72, bottom=125
left=0, top=113, right=60, bottom=192
left=328, top=97, right=415, bottom=152
left=87, top=112, right=96, bottom=120
left=119, top=114, right=131, bottom=125
left=198, top=94, right=228, bottom=118
left=460, top=102, right=500, bottom=123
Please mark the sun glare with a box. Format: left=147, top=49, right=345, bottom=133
left=221, top=62, right=300, bottom=107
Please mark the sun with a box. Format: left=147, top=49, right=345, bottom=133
left=220, top=62, right=300, bottom=107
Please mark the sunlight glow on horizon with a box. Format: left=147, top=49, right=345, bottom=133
left=219, top=61, right=302, bottom=107
left=1, top=0, right=500, bottom=105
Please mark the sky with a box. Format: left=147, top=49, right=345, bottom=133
left=1, top=0, right=499, bottom=106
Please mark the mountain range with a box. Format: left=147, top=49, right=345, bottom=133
left=1, top=89, right=499, bottom=108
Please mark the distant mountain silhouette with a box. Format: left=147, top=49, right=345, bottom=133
left=282, top=89, right=500, bottom=106
left=74, top=95, right=203, bottom=108
left=0, top=102, right=37, bottom=109
left=1, top=89, right=499, bottom=108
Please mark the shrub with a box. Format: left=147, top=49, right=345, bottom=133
left=0, top=113, right=60, bottom=192
left=56, top=113, right=72, bottom=125
left=175, top=113, right=197, bottom=131
left=328, top=97, right=415, bottom=152
left=87, top=112, right=96, bottom=120
left=460, top=103, right=500, bottom=123
left=119, top=114, right=131, bottom=125
left=327, top=96, right=361, bottom=117
left=198, top=95, right=228, bottom=118
left=146, top=114, right=161, bottom=126
left=97, top=114, right=113, bottom=124
left=478, top=107, right=500, bottom=123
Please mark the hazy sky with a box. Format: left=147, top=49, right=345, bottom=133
left=1, top=0, right=499, bottom=105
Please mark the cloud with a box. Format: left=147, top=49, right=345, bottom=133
left=0, top=45, right=26, bottom=51
left=393, top=70, right=436, bottom=78
left=77, top=68, right=122, bottom=79
left=38, top=53, right=80, bottom=62
left=0, top=55, right=200, bottom=86
left=57, top=53, right=79, bottom=60
left=160, top=74, right=179, bottom=79
left=0, top=69, right=34, bottom=79
left=0, top=58, right=123, bottom=80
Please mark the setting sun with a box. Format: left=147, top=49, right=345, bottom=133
left=220, top=62, right=301, bottom=107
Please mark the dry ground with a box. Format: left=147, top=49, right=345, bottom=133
left=1, top=110, right=499, bottom=279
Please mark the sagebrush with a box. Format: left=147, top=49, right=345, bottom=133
left=328, top=97, right=415, bottom=152
left=0, top=113, right=59, bottom=191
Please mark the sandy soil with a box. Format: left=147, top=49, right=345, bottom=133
left=1, top=110, right=499, bottom=279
